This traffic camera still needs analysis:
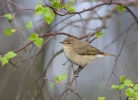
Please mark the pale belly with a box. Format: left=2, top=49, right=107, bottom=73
left=64, top=50, right=95, bottom=67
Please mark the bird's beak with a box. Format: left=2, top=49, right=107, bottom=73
left=59, top=42, right=63, bottom=44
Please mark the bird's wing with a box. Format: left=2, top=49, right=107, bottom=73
left=87, top=46, right=104, bottom=55
left=74, top=41, right=103, bottom=55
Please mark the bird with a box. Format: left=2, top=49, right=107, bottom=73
left=60, top=37, right=115, bottom=68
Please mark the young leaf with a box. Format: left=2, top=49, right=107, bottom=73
left=35, top=5, right=44, bottom=15
left=67, top=6, right=75, bottom=12
left=125, top=88, right=134, bottom=97
left=118, top=5, right=125, bottom=12
left=54, top=76, right=61, bottom=84
left=98, top=97, right=105, bottom=100
left=43, top=7, right=55, bottom=24
left=43, top=13, right=55, bottom=24
left=111, top=85, right=118, bottom=89
left=25, top=21, right=33, bottom=29
left=124, top=79, right=133, bottom=86
left=59, top=74, right=67, bottom=81
left=70, top=0, right=75, bottom=4
left=64, top=3, right=69, bottom=8
left=50, top=82, right=55, bottom=88
left=95, top=32, right=103, bottom=38
left=51, top=0, right=62, bottom=8
left=5, top=51, right=17, bottom=59
left=4, top=28, right=16, bottom=36
left=118, top=84, right=124, bottom=90
left=120, top=76, right=125, bottom=83
left=0, top=57, right=9, bottom=66
left=133, top=92, right=138, bottom=100
left=34, top=38, right=43, bottom=48
left=128, top=98, right=134, bottom=100
left=134, top=84, right=138, bottom=91
left=4, top=14, right=13, bottom=20
left=28, top=33, right=38, bottom=41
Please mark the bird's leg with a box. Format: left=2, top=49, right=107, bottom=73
left=62, top=60, right=68, bottom=65
left=71, top=64, right=75, bottom=73
left=90, top=37, right=96, bottom=43
left=79, top=66, right=84, bottom=69
left=65, top=66, right=83, bottom=86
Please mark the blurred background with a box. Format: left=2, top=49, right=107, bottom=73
left=0, top=0, right=138, bottom=100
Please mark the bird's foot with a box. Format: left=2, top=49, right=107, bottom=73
left=74, top=66, right=83, bottom=75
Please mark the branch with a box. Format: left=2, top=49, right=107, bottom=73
left=15, top=37, right=52, bottom=100
left=22, top=49, right=63, bottom=100
left=56, top=67, right=85, bottom=100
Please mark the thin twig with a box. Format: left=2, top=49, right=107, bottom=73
left=56, top=67, right=84, bottom=100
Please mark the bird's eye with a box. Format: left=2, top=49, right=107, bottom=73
left=67, top=42, right=70, bottom=44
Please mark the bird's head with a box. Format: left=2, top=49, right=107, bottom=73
left=60, top=37, right=76, bottom=48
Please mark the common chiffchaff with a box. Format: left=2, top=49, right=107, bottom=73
left=60, top=37, right=115, bottom=67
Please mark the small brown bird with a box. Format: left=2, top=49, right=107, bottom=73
left=60, top=37, right=115, bottom=68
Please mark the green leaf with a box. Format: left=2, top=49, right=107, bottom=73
left=59, top=74, right=67, bottom=81
left=133, top=92, right=138, bottom=100
left=4, top=14, right=13, bottom=20
left=98, top=97, right=105, bottom=100
left=95, top=32, right=103, bottom=38
left=124, top=79, right=133, bottom=87
left=25, top=21, right=33, bottom=29
left=34, top=38, right=43, bottom=48
left=118, top=84, right=124, bottom=90
left=70, top=0, right=75, bottom=4
left=54, top=76, right=61, bottom=84
left=0, top=51, right=17, bottom=66
left=64, top=3, right=69, bottom=8
left=125, top=88, right=134, bottom=97
left=43, top=7, right=55, bottom=24
left=0, top=57, right=9, bottom=66
left=35, top=5, right=44, bottom=15
left=36, top=0, right=43, bottom=5
left=50, top=82, right=55, bottom=88
left=67, top=6, right=75, bottom=12
left=118, top=5, right=125, bottom=12
left=111, top=85, right=118, bottom=89
left=5, top=51, right=17, bottom=59
left=50, top=0, right=62, bottom=8
left=4, top=28, right=16, bottom=36
left=134, top=84, right=138, bottom=91
left=128, top=98, right=134, bottom=100
left=28, top=33, right=43, bottom=48
left=120, top=76, right=125, bottom=83
left=28, top=33, right=38, bottom=41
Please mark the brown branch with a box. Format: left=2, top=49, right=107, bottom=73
left=78, top=13, right=85, bottom=34
left=45, top=1, right=138, bottom=27
left=22, top=49, right=63, bottom=100
left=103, top=21, right=137, bottom=51
left=9, top=60, right=18, bottom=68
left=7, top=0, right=23, bottom=9
left=0, top=1, right=136, bottom=58
left=104, top=28, right=130, bottom=94
left=15, top=56, right=37, bottom=100
left=56, top=67, right=85, bottom=100
left=14, top=41, right=33, bottom=53
left=13, top=32, right=73, bottom=54
left=15, top=37, right=52, bottom=100
left=124, top=6, right=138, bottom=26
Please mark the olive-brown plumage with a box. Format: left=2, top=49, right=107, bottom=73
left=60, top=37, right=115, bottom=67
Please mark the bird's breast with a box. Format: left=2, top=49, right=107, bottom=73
left=63, top=46, right=95, bottom=67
